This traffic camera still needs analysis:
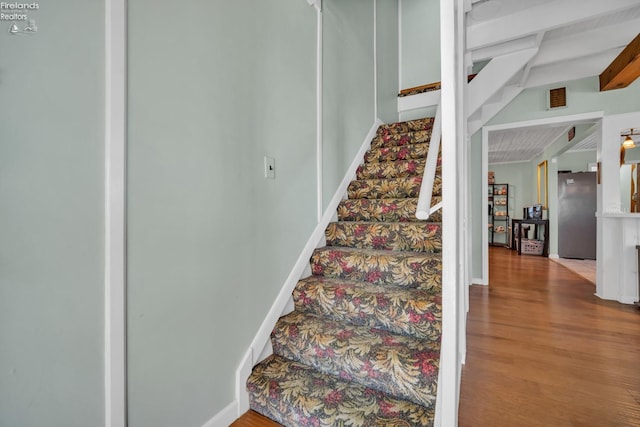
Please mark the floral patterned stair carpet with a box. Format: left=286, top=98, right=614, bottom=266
left=247, top=117, right=442, bottom=426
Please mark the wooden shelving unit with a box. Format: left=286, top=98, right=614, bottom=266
left=489, top=183, right=509, bottom=247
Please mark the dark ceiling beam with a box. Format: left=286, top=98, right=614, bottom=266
left=599, top=33, right=640, bottom=91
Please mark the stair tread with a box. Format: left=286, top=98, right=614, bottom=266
left=294, top=275, right=442, bottom=340
left=325, top=221, right=442, bottom=252
left=330, top=220, right=442, bottom=226
left=347, top=175, right=442, bottom=199
left=313, top=245, right=441, bottom=258
left=370, top=129, right=433, bottom=149
left=311, top=246, right=442, bottom=290
left=377, top=117, right=435, bottom=135
left=272, top=311, right=440, bottom=407
left=337, top=196, right=442, bottom=222
left=356, top=158, right=426, bottom=179
left=248, top=355, right=435, bottom=427
left=365, top=142, right=430, bottom=163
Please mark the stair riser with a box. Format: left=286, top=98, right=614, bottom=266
left=356, top=159, right=441, bottom=180
left=310, top=248, right=442, bottom=290
left=293, top=277, right=442, bottom=340
left=377, top=117, right=435, bottom=135
left=364, top=143, right=429, bottom=163
left=271, top=311, right=440, bottom=408
left=370, top=129, right=432, bottom=149
left=347, top=175, right=442, bottom=199
left=247, top=355, right=435, bottom=427
left=325, top=222, right=442, bottom=252
left=356, top=159, right=425, bottom=180
left=337, top=197, right=442, bottom=222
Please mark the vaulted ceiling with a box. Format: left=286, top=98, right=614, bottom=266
left=467, top=0, right=640, bottom=164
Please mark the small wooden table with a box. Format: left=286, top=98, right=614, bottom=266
left=512, top=219, right=549, bottom=257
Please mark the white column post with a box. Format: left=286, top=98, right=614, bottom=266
left=105, top=0, right=127, bottom=426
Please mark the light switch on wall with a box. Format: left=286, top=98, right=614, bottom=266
left=264, top=156, right=275, bottom=179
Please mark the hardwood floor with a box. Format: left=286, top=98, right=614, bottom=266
left=460, top=247, right=640, bottom=427
left=231, top=247, right=640, bottom=426
left=230, top=410, right=280, bottom=427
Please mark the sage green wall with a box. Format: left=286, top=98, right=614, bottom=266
left=376, top=0, right=400, bottom=124
left=128, top=0, right=394, bottom=426
left=558, top=150, right=596, bottom=173
left=472, top=77, right=640, bottom=277
left=488, top=77, right=640, bottom=125
left=400, top=0, right=440, bottom=90
left=0, top=2, right=105, bottom=427
left=323, top=0, right=376, bottom=209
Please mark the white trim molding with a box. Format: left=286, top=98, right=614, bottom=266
left=436, top=0, right=464, bottom=425
left=398, top=89, right=440, bottom=113
left=105, top=0, right=127, bottom=426
left=315, top=3, right=323, bottom=222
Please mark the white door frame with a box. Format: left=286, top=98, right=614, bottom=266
left=480, top=111, right=604, bottom=286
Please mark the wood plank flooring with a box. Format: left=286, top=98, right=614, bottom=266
left=460, top=247, right=640, bottom=427
left=231, top=247, right=640, bottom=426
left=230, top=410, right=280, bottom=427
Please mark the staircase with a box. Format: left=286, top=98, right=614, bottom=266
left=246, top=117, right=443, bottom=426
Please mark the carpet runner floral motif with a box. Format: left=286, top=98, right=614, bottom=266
left=247, top=117, right=442, bottom=426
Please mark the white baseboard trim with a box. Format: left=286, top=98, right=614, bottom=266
left=548, top=253, right=559, bottom=259
left=471, top=277, right=487, bottom=286
left=593, top=292, right=637, bottom=305
left=202, top=401, right=238, bottom=427
left=234, top=118, right=384, bottom=415
left=619, top=296, right=638, bottom=305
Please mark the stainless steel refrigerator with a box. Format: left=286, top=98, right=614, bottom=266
left=557, top=172, right=597, bottom=259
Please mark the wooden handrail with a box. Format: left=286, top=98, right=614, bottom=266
left=399, top=74, right=477, bottom=97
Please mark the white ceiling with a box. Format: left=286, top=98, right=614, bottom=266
left=487, top=125, right=571, bottom=164
left=467, top=0, right=640, bottom=164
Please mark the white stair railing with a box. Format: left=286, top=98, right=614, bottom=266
left=416, top=102, right=442, bottom=220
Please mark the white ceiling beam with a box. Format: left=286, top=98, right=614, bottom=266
left=467, top=0, right=640, bottom=50
left=471, top=35, right=537, bottom=63
left=519, top=32, right=545, bottom=88
left=525, top=49, right=622, bottom=88
left=531, top=19, right=640, bottom=67
left=468, top=85, right=524, bottom=136
left=468, top=47, right=538, bottom=116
